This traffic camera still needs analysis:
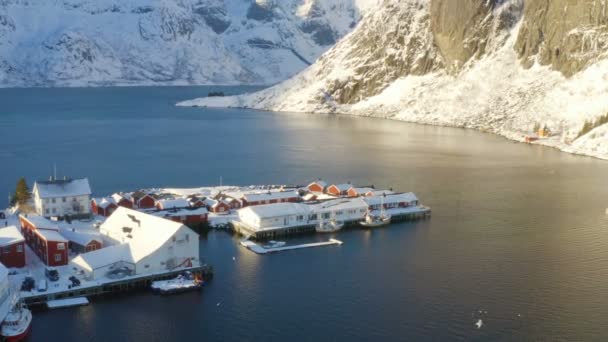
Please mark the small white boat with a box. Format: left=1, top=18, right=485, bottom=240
left=264, top=241, right=286, bottom=249
left=359, top=214, right=391, bottom=227
left=360, top=194, right=392, bottom=228
left=316, top=219, right=344, bottom=233
left=151, top=272, right=204, bottom=295
left=1, top=302, right=32, bottom=342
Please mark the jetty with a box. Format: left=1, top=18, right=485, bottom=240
left=22, top=264, right=212, bottom=307
left=240, top=239, right=343, bottom=255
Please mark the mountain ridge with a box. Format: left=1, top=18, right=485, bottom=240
left=179, top=0, right=608, bottom=160
left=0, top=0, right=377, bottom=87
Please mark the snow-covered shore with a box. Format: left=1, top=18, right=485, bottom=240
left=177, top=1, right=608, bottom=161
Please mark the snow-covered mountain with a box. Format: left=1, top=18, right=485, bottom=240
left=180, top=0, right=608, bottom=160
left=0, top=0, right=377, bottom=87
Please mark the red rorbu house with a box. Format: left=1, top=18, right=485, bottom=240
left=91, top=197, right=118, bottom=217
left=153, top=207, right=208, bottom=225
left=0, top=225, right=26, bottom=268
left=188, top=197, right=206, bottom=208
left=326, top=184, right=352, bottom=197
left=307, top=180, right=327, bottom=193
left=240, top=191, right=300, bottom=207
left=133, top=192, right=156, bottom=209
left=19, top=215, right=68, bottom=266
left=111, top=193, right=134, bottom=209
left=223, top=197, right=242, bottom=210
left=347, top=187, right=375, bottom=198
left=205, top=199, right=231, bottom=215
left=60, top=229, right=103, bottom=254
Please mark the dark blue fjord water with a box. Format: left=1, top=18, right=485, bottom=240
left=2, top=86, right=608, bottom=341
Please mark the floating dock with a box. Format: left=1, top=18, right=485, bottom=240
left=240, top=239, right=343, bottom=254
left=47, top=297, right=89, bottom=309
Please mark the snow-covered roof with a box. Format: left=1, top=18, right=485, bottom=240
left=34, top=178, right=91, bottom=198
left=93, top=197, right=116, bottom=209
left=152, top=207, right=209, bottom=218
left=302, top=193, right=317, bottom=201
left=20, top=214, right=59, bottom=230
left=363, top=192, right=418, bottom=206
left=204, top=198, right=218, bottom=207
left=99, top=207, right=192, bottom=263
left=238, top=203, right=311, bottom=219
left=242, top=191, right=299, bottom=202
left=156, top=198, right=190, bottom=209
left=308, top=180, right=327, bottom=188
left=365, top=190, right=395, bottom=197
left=72, top=243, right=131, bottom=271
left=36, top=229, right=68, bottom=242
left=59, top=229, right=102, bottom=247
left=349, top=187, right=375, bottom=194
left=111, top=193, right=132, bottom=203
left=329, top=184, right=352, bottom=192
left=212, top=200, right=230, bottom=208
left=309, top=197, right=368, bottom=212
left=0, top=226, right=24, bottom=247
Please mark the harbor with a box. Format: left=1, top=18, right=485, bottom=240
left=0, top=175, right=429, bottom=340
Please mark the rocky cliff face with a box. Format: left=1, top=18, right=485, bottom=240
left=0, top=0, right=372, bottom=87
left=516, top=0, right=608, bottom=77
left=181, top=0, right=608, bottom=160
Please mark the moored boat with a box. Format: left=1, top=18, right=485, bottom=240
left=0, top=302, right=32, bottom=342
left=316, top=219, right=344, bottom=233
left=151, top=272, right=204, bottom=295
left=359, top=213, right=391, bottom=228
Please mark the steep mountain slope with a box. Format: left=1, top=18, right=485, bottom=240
left=180, top=0, right=608, bottom=160
left=0, top=0, right=377, bottom=87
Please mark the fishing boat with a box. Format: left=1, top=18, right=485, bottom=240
left=151, top=271, right=204, bottom=295
left=0, top=264, right=31, bottom=342
left=316, top=212, right=344, bottom=233
left=360, top=194, right=391, bottom=228
left=1, top=302, right=32, bottom=342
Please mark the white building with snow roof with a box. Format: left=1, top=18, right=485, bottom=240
left=71, top=207, right=199, bottom=280
left=33, top=178, right=92, bottom=217
left=237, top=203, right=312, bottom=232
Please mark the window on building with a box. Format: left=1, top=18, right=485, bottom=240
left=144, top=264, right=150, bottom=268
left=51, top=198, right=56, bottom=204
left=16, top=245, right=23, bottom=253
left=73, top=197, right=77, bottom=202
left=55, top=254, right=62, bottom=262
left=57, top=243, right=65, bottom=250
left=62, top=197, right=66, bottom=202
left=45, top=209, right=50, bottom=215
left=322, top=213, right=330, bottom=219
left=296, top=215, right=304, bottom=221
left=52, top=208, right=56, bottom=214
left=185, top=234, right=189, bottom=241
left=2, top=247, right=10, bottom=254
left=309, top=214, right=318, bottom=220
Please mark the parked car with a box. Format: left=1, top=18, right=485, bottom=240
left=21, top=277, right=35, bottom=291
left=37, top=279, right=47, bottom=292
left=45, top=267, right=59, bottom=281
left=68, top=276, right=81, bottom=287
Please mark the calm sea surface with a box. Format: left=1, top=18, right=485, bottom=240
left=1, top=86, right=608, bottom=341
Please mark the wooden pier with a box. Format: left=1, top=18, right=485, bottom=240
left=22, top=264, right=213, bottom=307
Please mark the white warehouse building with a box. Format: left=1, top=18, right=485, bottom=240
left=32, top=178, right=92, bottom=218
left=71, top=207, right=199, bottom=280
left=235, top=198, right=369, bottom=238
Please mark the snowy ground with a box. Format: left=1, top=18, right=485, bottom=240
left=178, top=3, right=608, bottom=161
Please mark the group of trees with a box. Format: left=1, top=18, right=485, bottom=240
left=10, top=177, right=31, bottom=207
left=577, top=113, right=608, bottom=139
